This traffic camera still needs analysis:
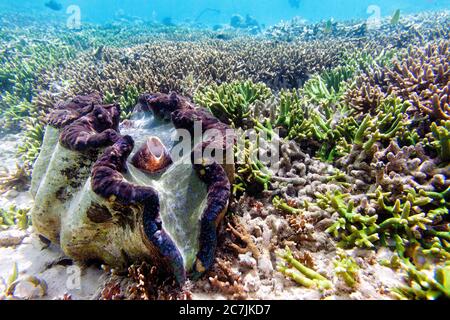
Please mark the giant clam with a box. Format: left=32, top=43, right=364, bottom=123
left=30, top=92, right=235, bottom=284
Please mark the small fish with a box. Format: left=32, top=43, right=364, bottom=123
left=45, top=0, right=63, bottom=11
left=391, top=9, right=401, bottom=25
left=289, top=0, right=300, bottom=9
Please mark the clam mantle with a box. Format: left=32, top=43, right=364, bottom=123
left=30, top=92, right=236, bottom=284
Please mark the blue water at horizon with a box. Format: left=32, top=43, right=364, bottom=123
left=0, top=0, right=448, bottom=27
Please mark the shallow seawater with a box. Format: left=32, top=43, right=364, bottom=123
left=0, top=0, right=449, bottom=302
left=0, top=0, right=449, bottom=26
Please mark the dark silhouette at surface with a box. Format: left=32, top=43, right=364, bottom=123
left=289, top=0, right=301, bottom=9
left=45, top=0, right=63, bottom=11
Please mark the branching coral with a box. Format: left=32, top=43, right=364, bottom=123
left=208, top=258, right=247, bottom=300
left=273, top=196, right=302, bottom=215
left=346, top=41, right=449, bottom=127
left=430, top=120, right=450, bottom=162
left=33, top=37, right=348, bottom=118
left=0, top=93, right=37, bottom=130
left=392, top=262, right=450, bottom=300
left=0, top=164, right=30, bottom=193
left=16, top=117, right=44, bottom=170
left=126, top=262, right=191, bottom=300
left=274, top=88, right=410, bottom=171
left=0, top=37, right=76, bottom=130
left=104, top=85, right=141, bottom=120
left=332, top=249, right=360, bottom=288
left=277, top=247, right=332, bottom=290
left=265, top=11, right=449, bottom=48
left=317, top=190, right=378, bottom=248
left=383, top=239, right=450, bottom=300
left=0, top=205, right=30, bottom=231
left=317, top=186, right=449, bottom=252
left=194, top=80, right=272, bottom=128
left=386, top=42, right=449, bottom=119
left=233, top=134, right=273, bottom=196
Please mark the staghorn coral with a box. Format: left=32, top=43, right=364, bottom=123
left=277, top=246, right=332, bottom=290
left=227, top=215, right=261, bottom=259
left=346, top=41, right=450, bottom=123
left=30, top=92, right=235, bottom=284
left=345, top=76, right=387, bottom=113
left=0, top=205, right=30, bottom=231
left=0, top=164, right=30, bottom=193
left=272, top=196, right=302, bottom=215
left=391, top=262, right=450, bottom=300
left=0, top=34, right=76, bottom=130
left=316, top=183, right=449, bottom=252
left=232, top=133, right=273, bottom=196
left=104, top=85, right=141, bottom=120
left=194, top=80, right=272, bottom=128
left=332, top=249, right=360, bottom=289
left=208, top=258, right=247, bottom=300
left=384, top=238, right=450, bottom=300
left=386, top=42, right=449, bottom=119
left=265, top=11, right=450, bottom=46
left=431, top=120, right=450, bottom=162
left=16, top=117, right=45, bottom=171
left=33, top=38, right=348, bottom=117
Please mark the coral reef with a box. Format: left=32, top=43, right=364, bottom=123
left=1, top=9, right=449, bottom=300
left=33, top=38, right=347, bottom=117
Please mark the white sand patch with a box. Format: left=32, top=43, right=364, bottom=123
left=0, top=233, right=106, bottom=300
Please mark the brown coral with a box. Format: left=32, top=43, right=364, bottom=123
left=208, top=258, right=247, bottom=300
left=226, top=216, right=261, bottom=259
left=346, top=41, right=450, bottom=120
left=127, top=262, right=192, bottom=300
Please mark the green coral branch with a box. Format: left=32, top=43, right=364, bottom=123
left=194, top=80, right=272, bottom=129
left=272, top=196, right=302, bottom=215
left=319, top=185, right=449, bottom=251
left=277, top=247, right=333, bottom=290
left=104, top=85, right=141, bottom=120
left=391, top=259, right=450, bottom=300
left=233, top=137, right=272, bottom=196
left=0, top=205, right=31, bottom=231
left=333, top=249, right=360, bottom=288
left=431, top=120, right=450, bottom=162
left=16, top=117, right=44, bottom=170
